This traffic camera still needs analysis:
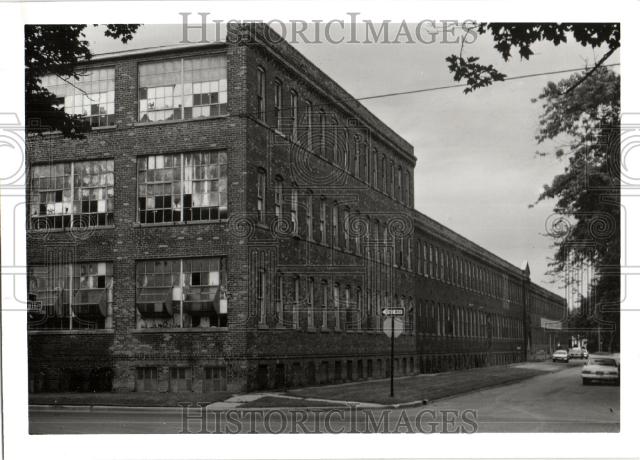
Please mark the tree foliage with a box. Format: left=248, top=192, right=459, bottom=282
left=25, top=24, right=140, bottom=137
left=447, top=23, right=620, bottom=93
left=533, top=67, right=620, bottom=351
left=447, top=23, right=621, bottom=350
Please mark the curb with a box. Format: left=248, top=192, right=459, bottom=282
left=29, top=404, right=185, bottom=413
left=30, top=400, right=428, bottom=412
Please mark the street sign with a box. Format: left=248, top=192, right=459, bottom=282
left=541, top=317, right=562, bottom=330
left=27, top=300, right=44, bottom=314
left=382, top=307, right=405, bottom=316
left=383, top=317, right=403, bottom=338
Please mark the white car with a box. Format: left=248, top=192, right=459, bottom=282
left=552, top=349, right=569, bottom=362
left=581, top=357, right=619, bottom=385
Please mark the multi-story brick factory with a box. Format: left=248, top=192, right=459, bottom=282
left=26, top=24, right=566, bottom=394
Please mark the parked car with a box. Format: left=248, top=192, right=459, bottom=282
left=568, top=348, right=583, bottom=359
left=581, top=357, right=619, bottom=385
left=552, top=349, right=569, bottom=362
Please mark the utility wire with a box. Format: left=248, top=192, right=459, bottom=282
left=356, top=62, right=620, bottom=102
left=237, top=62, right=620, bottom=118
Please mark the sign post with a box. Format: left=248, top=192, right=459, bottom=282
left=390, top=317, right=394, bottom=397
left=382, top=307, right=404, bottom=398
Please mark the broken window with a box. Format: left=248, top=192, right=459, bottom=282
left=137, top=151, right=227, bottom=224
left=135, top=257, right=227, bottom=329
left=30, top=160, right=114, bottom=229
left=42, top=68, right=115, bottom=127
left=28, top=262, right=113, bottom=330
left=138, top=55, right=227, bottom=123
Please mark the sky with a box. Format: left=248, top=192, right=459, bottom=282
left=83, top=23, right=620, bottom=298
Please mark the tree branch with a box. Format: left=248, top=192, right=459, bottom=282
left=562, top=47, right=617, bottom=96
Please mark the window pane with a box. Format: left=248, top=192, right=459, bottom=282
left=139, top=56, right=227, bottom=123
left=43, top=68, right=116, bottom=127
left=183, top=151, right=227, bottom=222
left=134, top=257, right=227, bottom=329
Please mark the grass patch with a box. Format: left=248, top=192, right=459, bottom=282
left=29, top=391, right=232, bottom=407
left=238, top=396, right=347, bottom=409
left=287, top=366, right=551, bottom=405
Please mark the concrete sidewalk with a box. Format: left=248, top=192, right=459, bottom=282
left=277, top=361, right=567, bottom=407
left=215, top=361, right=569, bottom=409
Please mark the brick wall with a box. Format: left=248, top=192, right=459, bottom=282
left=26, top=24, right=565, bottom=395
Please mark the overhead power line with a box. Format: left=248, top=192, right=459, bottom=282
left=356, top=62, right=620, bottom=102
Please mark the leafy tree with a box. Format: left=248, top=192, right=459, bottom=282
left=447, top=24, right=621, bottom=351
left=25, top=24, right=139, bottom=137
left=533, top=67, right=620, bottom=351
left=447, top=23, right=619, bottom=93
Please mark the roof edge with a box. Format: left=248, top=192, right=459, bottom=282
left=86, top=42, right=227, bottom=63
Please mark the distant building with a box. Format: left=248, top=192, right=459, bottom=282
left=26, top=24, right=565, bottom=393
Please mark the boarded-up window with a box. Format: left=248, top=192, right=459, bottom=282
left=203, top=366, right=227, bottom=392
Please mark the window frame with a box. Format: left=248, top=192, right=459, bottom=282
left=274, top=177, right=283, bottom=219
left=28, top=261, right=114, bottom=330
left=289, top=90, right=298, bottom=140
left=274, top=78, right=282, bottom=130
left=291, top=185, right=299, bottom=236
left=319, top=198, right=327, bottom=245
left=332, top=202, right=339, bottom=248
left=136, top=151, right=228, bottom=225
left=257, top=169, right=266, bottom=224
left=343, top=207, right=350, bottom=251
left=137, top=56, right=228, bottom=123
left=42, top=67, right=116, bottom=128
left=257, top=268, right=267, bottom=325
left=29, top=159, right=115, bottom=230
left=257, top=66, right=266, bottom=122
left=306, top=191, right=314, bottom=242
left=305, top=100, right=313, bottom=149
left=135, top=257, right=227, bottom=329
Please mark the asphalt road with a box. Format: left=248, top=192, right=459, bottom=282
left=29, top=363, right=619, bottom=434
left=423, top=362, right=620, bottom=432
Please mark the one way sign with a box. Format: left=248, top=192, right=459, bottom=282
left=382, top=307, right=404, bottom=316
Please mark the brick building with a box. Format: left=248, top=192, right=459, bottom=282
left=26, top=24, right=565, bottom=393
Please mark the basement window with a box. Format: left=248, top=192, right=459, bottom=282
left=203, top=366, right=227, bottom=392
left=170, top=367, right=192, bottom=392
left=136, top=367, right=158, bottom=392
